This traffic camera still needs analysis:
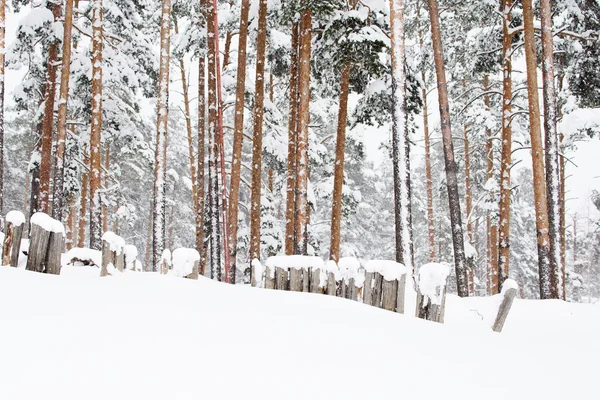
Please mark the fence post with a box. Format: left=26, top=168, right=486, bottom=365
left=416, top=262, right=450, bottom=323
left=100, top=232, right=125, bottom=277
left=275, top=267, right=289, bottom=290
left=160, top=249, right=171, bottom=274
left=265, top=265, right=275, bottom=289
left=26, top=213, right=65, bottom=273
left=2, top=211, right=25, bottom=267
left=492, top=280, right=518, bottom=332
left=46, top=229, right=64, bottom=275
left=124, top=245, right=139, bottom=271
left=251, top=259, right=264, bottom=287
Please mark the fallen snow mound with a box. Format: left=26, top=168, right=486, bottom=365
left=0, top=267, right=598, bottom=400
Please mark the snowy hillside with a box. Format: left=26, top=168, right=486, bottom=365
left=1, top=267, right=598, bottom=400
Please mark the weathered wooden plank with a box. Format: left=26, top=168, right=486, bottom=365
left=372, top=272, right=383, bottom=307
left=114, top=249, right=125, bottom=273
left=395, top=274, right=407, bottom=314
left=326, top=271, right=337, bottom=296
left=100, top=239, right=112, bottom=277
left=363, top=272, right=374, bottom=305
left=346, top=278, right=358, bottom=301
left=275, top=267, right=289, bottom=290
left=302, top=267, right=310, bottom=292
left=2, top=221, right=24, bottom=267
left=185, top=260, right=200, bottom=280
left=309, top=268, right=322, bottom=293
left=492, top=287, right=517, bottom=333
left=381, top=278, right=398, bottom=311
left=416, top=276, right=448, bottom=323
left=265, top=266, right=275, bottom=289
left=26, top=222, right=52, bottom=273
left=289, top=268, right=302, bottom=292
left=45, top=231, right=64, bottom=275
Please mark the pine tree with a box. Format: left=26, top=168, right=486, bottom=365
left=285, top=21, right=299, bottom=255
left=152, top=0, right=171, bottom=268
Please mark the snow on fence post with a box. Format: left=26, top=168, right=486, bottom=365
left=339, top=258, right=364, bottom=301
left=26, top=213, right=64, bottom=274
left=265, top=264, right=275, bottom=289
left=124, top=245, right=140, bottom=271
left=416, top=263, right=450, bottom=323
left=365, top=260, right=406, bottom=311
left=172, top=248, right=200, bottom=279
left=492, top=279, right=518, bottom=333
left=2, top=211, right=25, bottom=267
left=251, top=259, right=264, bottom=287
left=160, top=249, right=171, bottom=275
left=326, top=262, right=337, bottom=296
left=100, top=232, right=126, bottom=277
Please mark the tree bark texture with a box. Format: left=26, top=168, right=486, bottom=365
left=426, top=0, right=469, bottom=296
left=249, top=0, right=268, bottom=261
left=522, top=0, right=554, bottom=299
left=0, top=0, right=5, bottom=218
left=197, top=55, right=206, bottom=257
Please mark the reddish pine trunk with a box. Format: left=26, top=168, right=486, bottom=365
left=89, top=0, right=103, bottom=250
left=197, top=55, right=206, bottom=258
left=427, top=0, right=469, bottom=296
left=285, top=23, right=300, bottom=255
left=522, top=0, right=553, bottom=299
left=483, top=74, right=498, bottom=295
left=294, top=9, right=312, bottom=255
left=38, top=3, right=61, bottom=214
left=228, top=0, right=250, bottom=270
left=463, top=80, right=474, bottom=294
left=249, top=0, right=268, bottom=262
left=77, top=149, right=89, bottom=248
left=329, top=65, right=350, bottom=263
left=52, top=0, right=75, bottom=221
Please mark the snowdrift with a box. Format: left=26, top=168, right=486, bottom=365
left=0, top=267, right=598, bottom=400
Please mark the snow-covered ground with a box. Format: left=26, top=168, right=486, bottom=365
left=0, top=266, right=598, bottom=399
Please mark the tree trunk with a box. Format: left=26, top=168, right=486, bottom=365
left=197, top=55, right=206, bottom=258
left=152, top=0, right=171, bottom=269
left=417, top=4, right=435, bottom=262
left=222, top=31, right=233, bottom=70
left=249, top=0, right=268, bottom=262
left=102, top=145, right=110, bottom=233
left=0, top=0, right=5, bottom=219
left=38, top=3, right=62, bottom=215
left=77, top=149, right=89, bottom=248
left=329, top=65, right=350, bottom=263
left=559, top=133, right=566, bottom=295
left=497, top=1, right=514, bottom=293
left=427, top=0, right=469, bottom=296
left=52, top=0, right=75, bottom=221
left=540, top=0, right=563, bottom=299
left=522, top=0, right=554, bottom=299
left=228, top=0, right=250, bottom=271
left=206, top=0, right=222, bottom=280
left=484, top=74, right=498, bottom=295
left=462, top=79, right=474, bottom=294
left=390, top=0, right=412, bottom=271
left=294, top=9, right=312, bottom=255
left=89, top=0, right=103, bottom=250
left=285, top=22, right=300, bottom=255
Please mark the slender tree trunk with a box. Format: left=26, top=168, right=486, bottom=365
left=249, top=0, right=268, bottom=262
left=417, top=4, right=435, bottom=262
left=89, top=0, right=103, bottom=250
left=152, top=0, right=171, bottom=269
left=484, top=74, right=498, bottom=295
left=522, top=0, right=553, bottom=299
left=463, top=80, right=474, bottom=294
left=144, top=200, right=153, bottom=271
left=329, top=65, right=350, bottom=263
left=294, top=9, right=312, bottom=255
left=206, top=0, right=222, bottom=280
left=540, top=0, right=562, bottom=299
left=228, top=0, right=250, bottom=271
left=285, top=22, right=300, bottom=255
left=222, top=31, right=233, bottom=70
left=559, top=132, right=566, bottom=295
left=102, top=145, right=109, bottom=233
left=52, top=0, right=75, bottom=221
left=38, top=3, right=61, bottom=214
left=174, top=18, right=199, bottom=248
left=427, top=0, right=469, bottom=296
left=390, top=0, right=412, bottom=271
left=497, top=1, right=513, bottom=293
left=0, top=0, right=5, bottom=219
left=197, top=55, right=206, bottom=257
left=267, top=71, right=275, bottom=193
left=77, top=149, right=89, bottom=248
left=29, top=117, right=43, bottom=220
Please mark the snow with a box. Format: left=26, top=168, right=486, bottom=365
left=501, top=278, right=519, bottom=294
left=63, top=248, right=102, bottom=268
left=464, top=241, right=477, bottom=259
left=264, top=255, right=324, bottom=271
left=6, top=210, right=25, bottom=226
left=124, top=245, right=138, bottom=270
left=30, top=212, right=64, bottom=233
left=170, top=248, right=200, bottom=278
left=417, top=262, right=450, bottom=305
left=0, top=267, right=598, bottom=399
left=364, top=259, right=407, bottom=281
left=101, top=231, right=125, bottom=253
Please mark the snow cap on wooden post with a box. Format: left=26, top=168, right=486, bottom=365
left=3, top=211, right=25, bottom=267
left=251, top=258, right=265, bottom=288
left=339, top=257, right=365, bottom=301
left=100, top=231, right=125, bottom=277
left=416, top=262, right=450, bottom=323
left=124, top=245, right=140, bottom=271
left=365, top=260, right=407, bottom=312
left=172, top=248, right=200, bottom=279
left=160, top=249, right=172, bottom=275
left=492, top=278, right=518, bottom=333
left=265, top=255, right=324, bottom=292
left=26, top=212, right=64, bottom=274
